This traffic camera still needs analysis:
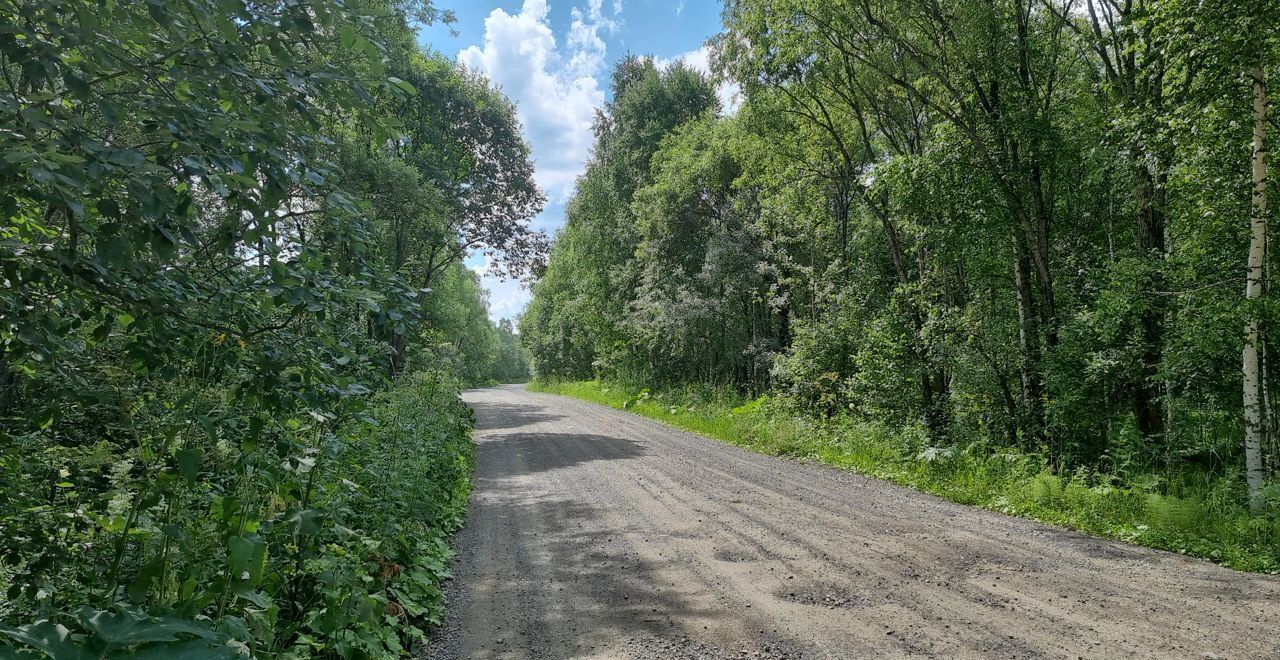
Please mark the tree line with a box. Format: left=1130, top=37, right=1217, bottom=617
left=1, top=0, right=534, bottom=655
left=523, top=0, right=1279, bottom=511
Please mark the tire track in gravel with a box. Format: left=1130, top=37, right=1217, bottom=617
left=426, top=384, right=1280, bottom=659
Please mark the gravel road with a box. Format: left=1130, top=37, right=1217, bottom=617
left=426, top=384, right=1280, bottom=659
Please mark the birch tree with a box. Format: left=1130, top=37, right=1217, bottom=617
left=1244, top=60, right=1269, bottom=511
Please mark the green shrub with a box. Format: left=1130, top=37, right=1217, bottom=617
left=0, top=371, right=475, bottom=658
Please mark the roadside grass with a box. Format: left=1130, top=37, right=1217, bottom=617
left=529, top=380, right=1280, bottom=573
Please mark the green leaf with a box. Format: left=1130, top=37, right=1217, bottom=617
left=102, top=150, right=145, bottom=167
left=284, top=508, right=322, bottom=536
left=0, top=621, right=92, bottom=660
left=98, top=515, right=127, bottom=534
left=126, top=560, right=164, bottom=603
left=388, top=76, right=416, bottom=94
left=91, top=323, right=112, bottom=342
left=227, top=535, right=266, bottom=583
left=339, top=25, right=361, bottom=49
left=229, top=583, right=271, bottom=608
left=112, top=639, right=238, bottom=660
left=174, top=448, right=202, bottom=484
left=75, top=607, right=216, bottom=647
left=95, top=199, right=120, bottom=218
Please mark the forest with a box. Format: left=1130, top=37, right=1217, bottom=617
left=0, top=0, right=531, bottom=657
left=523, top=0, right=1280, bottom=567
left=3, top=0, right=1280, bottom=656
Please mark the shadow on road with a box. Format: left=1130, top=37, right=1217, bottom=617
left=467, top=400, right=566, bottom=431
left=476, top=432, right=644, bottom=480
left=439, top=386, right=786, bottom=657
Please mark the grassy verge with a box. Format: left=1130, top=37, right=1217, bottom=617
left=530, top=379, right=1280, bottom=573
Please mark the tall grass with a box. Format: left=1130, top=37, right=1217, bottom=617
left=530, top=380, right=1280, bottom=572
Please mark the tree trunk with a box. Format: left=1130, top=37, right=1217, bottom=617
left=0, top=343, right=13, bottom=414
left=868, top=196, right=948, bottom=440
left=1244, top=62, right=1269, bottom=513
left=1012, top=227, right=1047, bottom=447
left=776, top=295, right=791, bottom=350
left=388, top=332, right=408, bottom=379
left=1135, top=163, right=1168, bottom=445
left=1027, top=163, right=1058, bottom=347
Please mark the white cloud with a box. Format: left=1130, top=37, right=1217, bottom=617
left=482, top=274, right=532, bottom=322
left=469, top=254, right=532, bottom=322
left=656, top=45, right=742, bottom=115
left=458, top=2, right=625, bottom=320
left=490, top=281, right=531, bottom=320
left=567, top=0, right=619, bottom=78
left=459, top=0, right=622, bottom=203
left=675, top=0, right=685, bottom=17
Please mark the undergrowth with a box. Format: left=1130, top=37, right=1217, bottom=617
left=0, top=372, right=475, bottom=658
left=530, top=380, right=1280, bottom=573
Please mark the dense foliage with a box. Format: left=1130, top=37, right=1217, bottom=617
left=524, top=0, right=1280, bottom=534
left=0, top=0, right=534, bottom=656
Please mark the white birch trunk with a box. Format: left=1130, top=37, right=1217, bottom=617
left=1244, top=62, right=1269, bottom=513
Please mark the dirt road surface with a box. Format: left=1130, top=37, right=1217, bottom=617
left=427, top=385, right=1280, bottom=659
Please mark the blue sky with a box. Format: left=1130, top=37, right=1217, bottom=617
left=416, top=1, right=729, bottom=322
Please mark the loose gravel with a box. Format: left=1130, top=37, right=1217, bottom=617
left=425, top=385, right=1280, bottom=659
